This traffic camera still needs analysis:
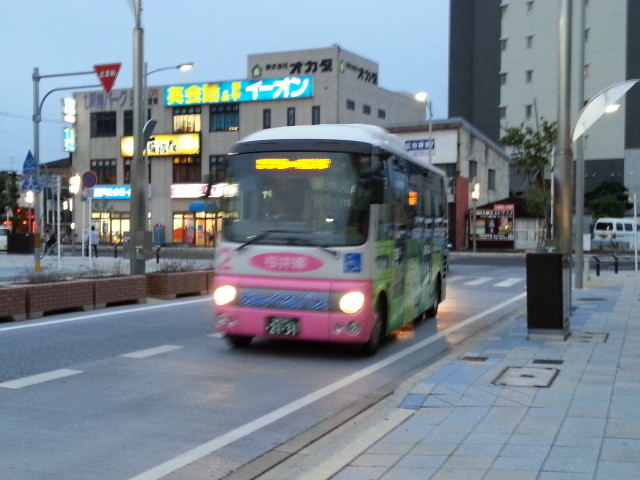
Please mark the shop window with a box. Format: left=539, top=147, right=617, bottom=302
left=263, top=108, right=271, bottom=129
left=90, top=159, right=117, bottom=184
left=173, top=156, right=201, bottom=183
left=209, top=155, right=226, bottom=182
left=210, top=104, right=239, bottom=131
left=90, top=111, right=116, bottom=138
left=287, top=107, right=296, bottom=126
left=173, top=106, right=201, bottom=133
left=312, top=106, right=320, bottom=125
left=123, top=158, right=151, bottom=184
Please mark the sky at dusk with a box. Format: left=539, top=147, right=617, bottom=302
left=0, top=0, right=450, bottom=172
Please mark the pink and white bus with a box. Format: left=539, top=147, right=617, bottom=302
left=212, top=124, right=448, bottom=354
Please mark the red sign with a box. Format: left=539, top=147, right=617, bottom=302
left=82, top=171, right=97, bottom=189
left=93, top=63, right=122, bottom=95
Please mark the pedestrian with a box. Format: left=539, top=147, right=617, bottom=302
left=90, top=225, right=99, bottom=257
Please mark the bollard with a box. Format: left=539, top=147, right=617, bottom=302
left=114, top=244, right=118, bottom=258
left=613, top=254, right=618, bottom=274
left=156, top=245, right=162, bottom=263
left=593, top=256, right=600, bottom=276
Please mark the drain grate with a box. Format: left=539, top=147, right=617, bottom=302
left=492, top=366, right=559, bottom=387
left=576, top=297, right=607, bottom=302
left=460, top=355, right=489, bottom=362
left=572, top=332, right=609, bottom=343
left=532, top=359, right=564, bottom=365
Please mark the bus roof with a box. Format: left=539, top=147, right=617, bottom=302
left=236, top=124, right=407, bottom=154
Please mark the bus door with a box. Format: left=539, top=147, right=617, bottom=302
left=389, top=159, right=409, bottom=329
left=404, top=165, right=428, bottom=321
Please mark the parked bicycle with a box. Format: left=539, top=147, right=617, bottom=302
left=39, top=233, right=58, bottom=259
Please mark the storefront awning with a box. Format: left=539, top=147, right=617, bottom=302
left=189, top=200, right=219, bottom=213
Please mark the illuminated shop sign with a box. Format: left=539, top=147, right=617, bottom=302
left=170, top=183, right=228, bottom=199
left=120, top=133, right=200, bottom=157
left=251, top=58, right=333, bottom=77
left=164, top=76, right=313, bottom=106
left=94, top=185, right=131, bottom=199
left=473, top=209, right=515, bottom=241
left=63, top=127, right=77, bottom=152
left=255, top=158, right=331, bottom=170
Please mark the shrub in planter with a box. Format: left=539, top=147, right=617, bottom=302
left=0, top=285, right=27, bottom=322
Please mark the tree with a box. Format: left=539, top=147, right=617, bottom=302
left=500, top=119, right=557, bottom=248
left=0, top=171, right=21, bottom=228
left=585, top=181, right=630, bottom=219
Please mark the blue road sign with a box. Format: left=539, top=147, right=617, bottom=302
left=22, top=151, right=38, bottom=174
left=21, top=174, right=42, bottom=193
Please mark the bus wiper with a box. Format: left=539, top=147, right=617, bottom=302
left=286, top=236, right=340, bottom=258
left=236, top=230, right=290, bottom=251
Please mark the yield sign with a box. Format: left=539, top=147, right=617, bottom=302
left=93, top=63, right=122, bottom=95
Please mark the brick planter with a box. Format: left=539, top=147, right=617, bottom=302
left=93, top=275, right=147, bottom=309
left=25, top=279, right=94, bottom=319
left=0, top=285, right=27, bottom=322
left=146, top=270, right=211, bottom=300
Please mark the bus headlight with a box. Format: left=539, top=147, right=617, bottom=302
left=213, top=285, right=237, bottom=306
left=339, top=291, right=365, bottom=314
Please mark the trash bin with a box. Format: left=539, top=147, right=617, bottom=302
left=525, top=253, right=571, bottom=340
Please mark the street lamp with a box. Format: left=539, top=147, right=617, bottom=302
left=25, top=190, right=34, bottom=233
left=572, top=78, right=639, bottom=288
left=471, top=182, right=480, bottom=253
left=414, top=92, right=434, bottom=164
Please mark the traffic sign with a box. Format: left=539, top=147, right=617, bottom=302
left=93, top=63, right=122, bottom=95
left=21, top=174, right=42, bottom=193
left=22, top=151, right=37, bottom=174
left=82, top=171, right=97, bottom=189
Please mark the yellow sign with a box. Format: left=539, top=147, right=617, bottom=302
left=120, top=133, right=200, bottom=157
left=255, top=158, right=331, bottom=170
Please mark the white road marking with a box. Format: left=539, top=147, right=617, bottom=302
left=0, top=297, right=211, bottom=333
left=121, top=345, right=183, bottom=359
left=0, top=369, right=82, bottom=389
left=494, top=277, right=524, bottom=288
left=464, top=276, right=493, bottom=286
left=127, top=292, right=527, bottom=480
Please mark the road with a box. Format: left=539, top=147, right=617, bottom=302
left=0, top=254, right=526, bottom=480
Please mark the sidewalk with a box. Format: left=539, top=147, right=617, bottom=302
left=320, top=270, right=640, bottom=480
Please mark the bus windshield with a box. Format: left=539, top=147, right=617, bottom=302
left=222, top=151, right=372, bottom=247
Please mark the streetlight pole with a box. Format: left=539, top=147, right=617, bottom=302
left=471, top=182, right=479, bottom=253
left=130, top=0, right=146, bottom=275
left=414, top=92, right=434, bottom=164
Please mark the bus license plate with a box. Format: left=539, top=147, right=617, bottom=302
left=266, top=316, right=299, bottom=336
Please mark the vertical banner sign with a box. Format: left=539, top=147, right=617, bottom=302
left=93, top=63, right=122, bottom=95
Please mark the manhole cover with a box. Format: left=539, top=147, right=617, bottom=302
left=532, top=359, right=564, bottom=365
left=460, top=355, right=489, bottom=362
left=492, top=367, right=559, bottom=387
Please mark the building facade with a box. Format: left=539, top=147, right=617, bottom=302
left=388, top=119, right=511, bottom=249
left=71, top=46, right=424, bottom=246
left=449, top=0, right=640, bottom=194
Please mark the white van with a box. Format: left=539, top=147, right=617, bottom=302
left=592, top=217, right=640, bottom=251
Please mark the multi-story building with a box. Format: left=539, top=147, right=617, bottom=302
left=449, top=0, right=640, bottom=194
left=71, top=46, right=424, bottom=246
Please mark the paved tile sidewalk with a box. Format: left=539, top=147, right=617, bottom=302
left=332, top=272, right=640, bottom=480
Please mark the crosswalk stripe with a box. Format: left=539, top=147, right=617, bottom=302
left=494, top=278, right=524, bottom=288
left=464, top=276, right=493, bottom=286
left=0, top=369, right=82, bottom=389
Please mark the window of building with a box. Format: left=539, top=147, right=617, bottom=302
left=362, top=104, right=371, bottom=115
left=525, top=104, right=533, bottom=119
left=173, top=106, right=201, bottom=133
left=173, top=156, right=201, bottom=183
left=526, top=1, right=534, bottom=13
left=287, top=107, right=295, bottom=126
left=526, top=70, right=533, bottom=83
left=526, top=35, right=534, bottom=49
left=90, top=159, right=116, bottom=184
left=312, top=106, right=321, bottom=125
left=469, top=160, right=478, bottom=180
left=123, top=109, right=151, bottom=136
left=346, top=99, right=355, bottom=111
left=210, top=104, right=239, bottom=131
left=584, top=63, right=590, bottom=78
left=209, top=155, right=226, bottom=182
left=500, top=72, right=507, bottom=86
left=488, top=169, right=496, bottom=191
left=500, top=38, right=508, bottom=52
left=90, top=111, right=117, bottom=138
left=501, top=4, right=508, bottom=17
left=377, top=109, right=386, bottom=119
left=123, top=158, right=151, bottom=184
left=263, top=109, right=271, bottom=129
left=499, top=106, right=507, bottom=119
left=584, top=28, right=590, bottom=42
